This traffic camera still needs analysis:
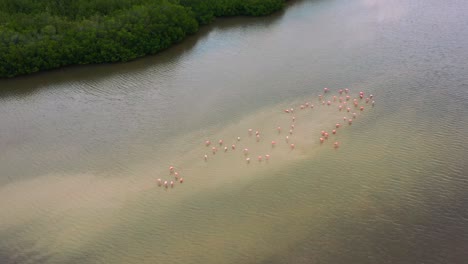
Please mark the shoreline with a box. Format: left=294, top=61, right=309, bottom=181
left=1, top=0, right=293, bottom=79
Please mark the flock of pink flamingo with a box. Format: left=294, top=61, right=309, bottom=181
left=156, top=88, right=375, bottom=189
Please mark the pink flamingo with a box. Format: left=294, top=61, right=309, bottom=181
left=255, top=130, right=260, bottom=136
left=248, top=129, right=253, bottom=135
left=324, top=87, right=329, bottom=93
left=360, top=106, right=364, bottom=111
left=320, top=137, right=324, bottom=143
left=321, top=130, right=326, bottom=136
left=157, top=179, right=162, bottom=187
left=286, top=136, right=289, bottom=143
left=334, top=142, right=339, bottom=148
left=324, top=132, right=329, bottom=139
left=246, top=157, right=251, bottom=164
left=170, top=181, right=174, bottom=188
left=284, top=109, right=290, bottom=113
left=310, top=104, right=314, bottom=109
left=343, top=117, right=347, bottom=121
left=291, top=124, right=295, bottom=129
left=292, top=116, right=296, bottom=122
left=290, top=108, right=294, bottom=113
left=179, top=178, right=184, bottom=183
left=212, top=147, right=217, bottom=154
left=333, top=96, right=337, bottom=102
left=327, top=101, right=331, bottom=106
left=300, top=105, right=305, bottom=110
left=336, top=123, right=341, bottom=128
left=346, top=95, right=350, bottom=101
left=271, top=141, right=276, bottom=147
left=347, top=107, right=351, bottom=112
left=353, top=112, right=357, bottom=118
left=174, top=172, right=179, bottom=179
left=369, top=94, right=373, bottom=99
left=345, top=88, right=349, bottom=94
left=339, top=89, right=343, bottom=94
left=231, top=144, right=236, bottom=150
left=265, top=154, right=270, bottom=161
left=277, top=126, right=281, bottom=133
left=289, top=129, right=293, bottom=135
left=243, top=148, right=249, bottom=155
left=290, top=143, right=295, bottom=149
left=339, top=105, right=343, bottom=111
left=205, top=140, right=211, bottom=146
left=164, top=181, right=168, bottom=188
left=258, top=155, right=263, bottom=162
left=219, top=139, right=223, bottom=145
left=332, top=129, right=336, bottom=134
left=348, top=119, right=353, bottom=125
left=169, top=166, right=175, bottom=174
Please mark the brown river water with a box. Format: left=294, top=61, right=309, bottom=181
left=1, top=0, right=468, bottom=263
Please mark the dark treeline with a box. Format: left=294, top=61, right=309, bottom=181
left=0, top=0, right=285, bottom=78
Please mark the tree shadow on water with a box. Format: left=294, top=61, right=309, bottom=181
left=0, top=2, right=308, bottom=99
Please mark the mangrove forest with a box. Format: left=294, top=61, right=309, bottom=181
left=0, top=0, right=286, bottom=78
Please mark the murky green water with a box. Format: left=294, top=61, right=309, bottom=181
left=1, top=0, right=468, bottom=263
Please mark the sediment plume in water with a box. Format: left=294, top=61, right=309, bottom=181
left=156, top=89, right=374, bottom=191
left=0, top=90, right=374, bottom=263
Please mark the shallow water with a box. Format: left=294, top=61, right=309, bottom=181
left=1, top=0, right=468, bottom=263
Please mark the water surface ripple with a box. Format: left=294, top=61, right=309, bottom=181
left=1, top=0, right=468, bottom=263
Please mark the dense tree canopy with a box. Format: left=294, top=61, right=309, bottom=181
left=0, top=0, right=285, bottom=78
